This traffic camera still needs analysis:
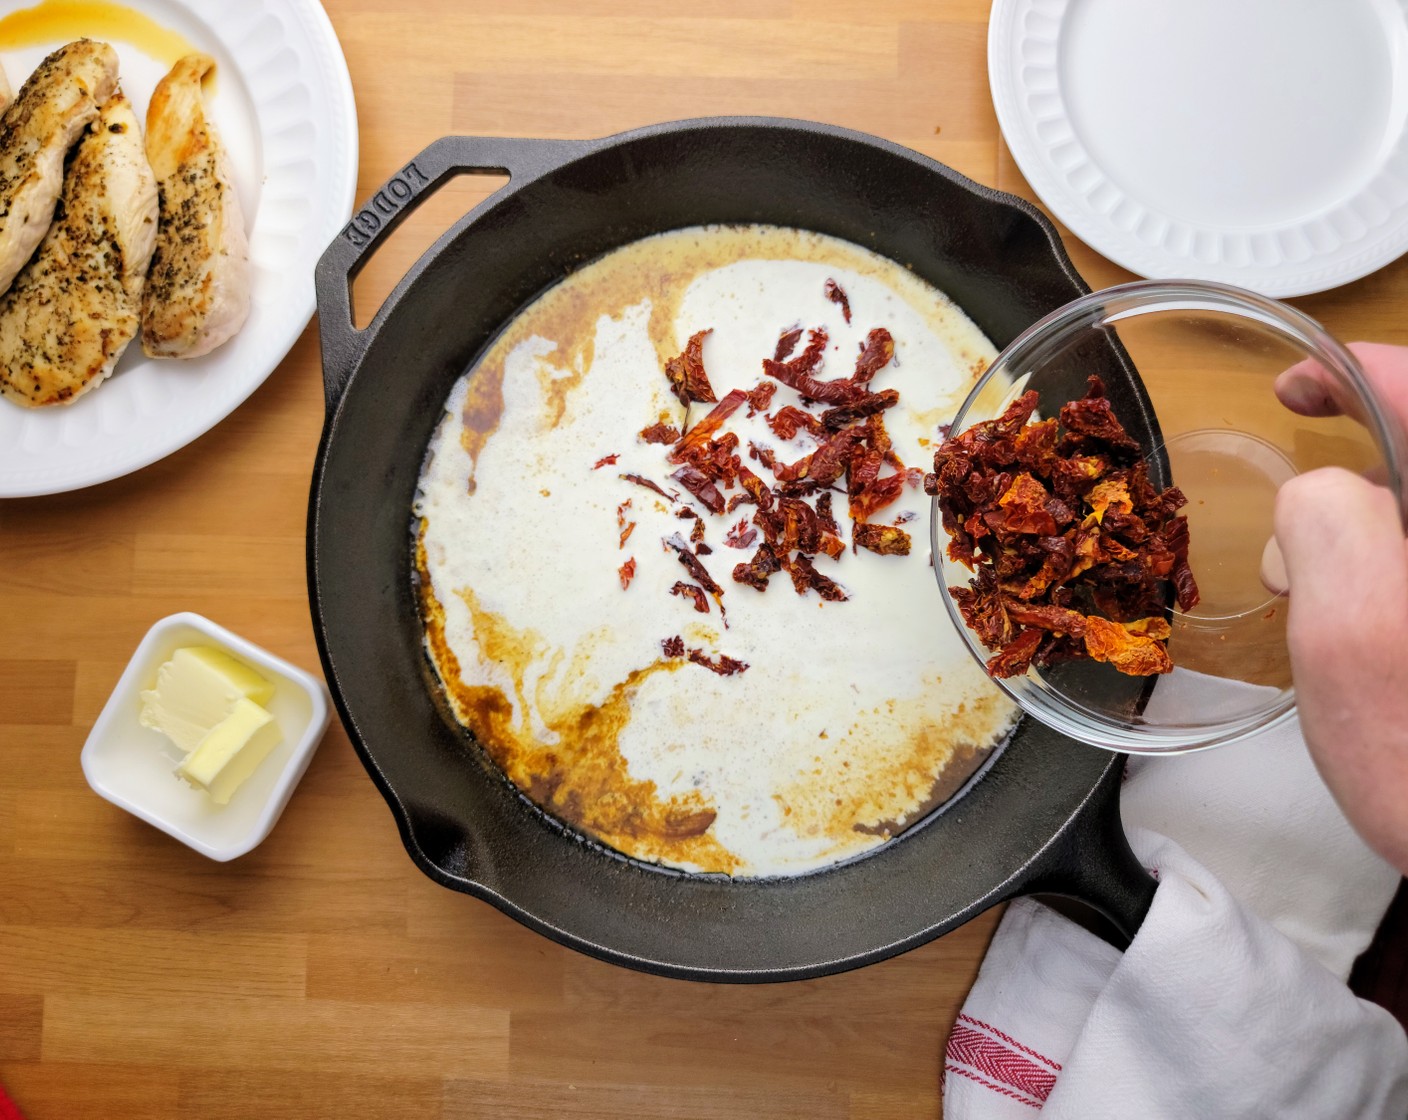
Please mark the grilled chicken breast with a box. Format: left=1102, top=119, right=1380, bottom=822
left=0, top=60, right=12, bottom=115
left=141, top=53, right=249, bottom=359
left=0, top=40, right=119, bottom=298
left=0, top=93, right=159, bottom=407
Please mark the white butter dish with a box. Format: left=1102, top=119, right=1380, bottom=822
left=81, top=612, right=331, bottom=861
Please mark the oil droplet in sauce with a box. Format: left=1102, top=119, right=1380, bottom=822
left=0, top=0, right=200, bottom=67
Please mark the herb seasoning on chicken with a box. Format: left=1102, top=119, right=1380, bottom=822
left=0, top=39, right=119, bottom=298
left=141, top=52, right=250, bottom=359
left=0, top=91, right=157, bottom=407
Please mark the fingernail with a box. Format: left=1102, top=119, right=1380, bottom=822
left=1260, top=536, right=1289, bottom=596
left=1277, top=375, right=1334, bottom=416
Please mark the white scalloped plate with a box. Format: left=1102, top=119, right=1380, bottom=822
left=989, top=0, right=1408, bottom=299
left=0, top=0, right=357, bottom=497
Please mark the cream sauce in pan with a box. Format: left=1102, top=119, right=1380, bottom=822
left=414, top=225, right=1016, bottom=876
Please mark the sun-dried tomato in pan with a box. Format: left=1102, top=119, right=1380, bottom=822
left=664, top=329, right=718, bottom=406
left=924, top=377, right=1199, bottom=678
left=633, top=303, right=923, bottom=635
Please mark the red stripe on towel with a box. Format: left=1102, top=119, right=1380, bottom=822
left=958, top=1013, right=1063, bottom=1070
left=947, top=1025, right=1058, bottom=1102
left=946, top=1064, right=1043, bottom=1109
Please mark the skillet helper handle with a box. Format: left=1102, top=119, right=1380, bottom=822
left=1023, top=759, right=1158, bottom=948
left=314, top=135, right=586, bottom=413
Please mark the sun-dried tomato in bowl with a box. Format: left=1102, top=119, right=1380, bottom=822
left=924, top=376, right=1199, bottom=679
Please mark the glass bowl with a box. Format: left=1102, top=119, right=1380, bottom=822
left=932, top=280, right=1408, bottom=754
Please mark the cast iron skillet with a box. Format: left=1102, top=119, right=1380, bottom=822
left=308, top=117, right=1160, bottom=982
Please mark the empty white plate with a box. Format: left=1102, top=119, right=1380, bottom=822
left=989, top=0, right=1408, bottom=297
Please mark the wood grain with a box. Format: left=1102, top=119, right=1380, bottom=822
left=3, top=1, right=1407, bottom=1117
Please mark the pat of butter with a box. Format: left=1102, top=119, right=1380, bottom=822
left=177, top=697, right=283, bottom=805
left=139, top=646, right=274, bottom=754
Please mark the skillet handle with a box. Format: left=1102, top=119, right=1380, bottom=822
left=1020, top=758, right=1159, bottom=948
left=314, top=135, right=589, bottom=413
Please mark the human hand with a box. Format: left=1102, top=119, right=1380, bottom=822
left=1274, top=343, right=1408, bottom=874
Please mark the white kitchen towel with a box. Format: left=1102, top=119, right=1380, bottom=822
left=943, top=709, right=1408, bottom=1118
